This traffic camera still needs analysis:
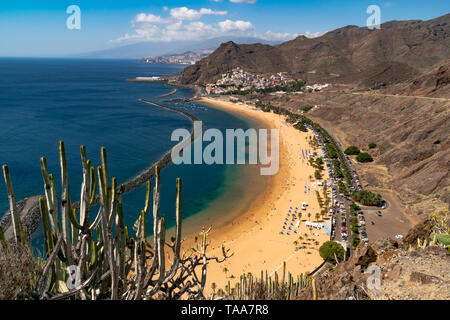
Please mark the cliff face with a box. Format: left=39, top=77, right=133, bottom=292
left=179, top=14, right=450, bottom=88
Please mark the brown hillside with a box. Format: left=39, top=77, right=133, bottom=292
left=179, top=14, right=450, bottom=88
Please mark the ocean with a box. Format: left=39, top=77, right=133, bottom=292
left=0, top=58, right=268, bottom=252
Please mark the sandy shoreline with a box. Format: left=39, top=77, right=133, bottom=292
left=179, top=97, right=331, bottom=294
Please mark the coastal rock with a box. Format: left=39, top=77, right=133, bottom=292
left=401, top=218, right=433, bottom=248
left=386, top=265, right=403, bottom=281
left=409, top=271, right=442, bottom=284
left=0, top=196, right=41, bottom=244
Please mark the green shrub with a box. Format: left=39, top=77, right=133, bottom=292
left=319, top=241, right=345, bottom=262
left=344, top=146, right=360, bottom=155
left=314, top=170, right=323, bottom=180
left=294, top=122, right=307, bottom=132
left=352, top=190, right=382, bottom=206
left=356, top=152, right=373, bottom=163
left=430, top=233, right=450, bottom=246
left=368, top=143, right=377, bottom=149
left=301, top=105, right=314, bottom=113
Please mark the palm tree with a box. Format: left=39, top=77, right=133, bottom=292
left=223, top=267, right=229, bottom=279
left=315, top=213, right=320, bottom=221
left=211, top=282, right=217, bottom=294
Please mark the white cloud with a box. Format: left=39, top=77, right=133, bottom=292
left=218, top=19, right=254, bottom=32
left=260, top=30, right=299, bottom=41
left=256, top=30, right=324, bottom=41
left=111, top=5, right=323, bottom=45
left=303, top=31, right=324, bottom=38
left=170, top=7, right=227, bottom=21
left=132, top=13, right=169, bottom=24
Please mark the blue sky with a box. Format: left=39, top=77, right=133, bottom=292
left=0, top=0, right=448, bottom=57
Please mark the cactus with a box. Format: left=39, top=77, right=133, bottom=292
left=2, top=164, right=24, bottom=245
left=2, top=142, right=232, bottom=300
left=220, top=270, right=312, bottom=300
left=312, top=278, right=317, bottom=300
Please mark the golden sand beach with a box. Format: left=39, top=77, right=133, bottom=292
left=179, top=97, right=332, bottom=293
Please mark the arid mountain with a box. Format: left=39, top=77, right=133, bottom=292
left=387, top=60, right=450, bottom=97
left=179, top=14, right=450, bottom=88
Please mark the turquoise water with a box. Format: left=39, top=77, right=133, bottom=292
left=0, top=58, right=265, bottom=251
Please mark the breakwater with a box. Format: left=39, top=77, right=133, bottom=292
left=157, top=89, right=177, bottom=98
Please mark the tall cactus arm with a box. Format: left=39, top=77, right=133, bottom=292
left=35, top=233, right=64, bottom=297
left=40, top=157, right=59, bottom=233
left=108, top=231, right=118, bottom=300
left=89, top=240, right=99, bottom=270
left=97, top=166, right=110, bottom=258
left=76, top=234, right=89, bottom=293
left=39, top=197, right=52, bottom=256
left=2, top=164, right=23, bottom=245
left=98, top=166, right=107, bottom=208
left=100, top=147, right=109, bottom=194
left=144, top=217, right=166, bottom=299
left=143, top=168, right=161, bottom=288
left=152, top=166, right=161, bottom=255
left=68, top=205, right=83, bottom=230
left=116, top=199, right=126, bottom=280
left=79, top=146, right=91, bottom=230
left=89, top=166, right=96, bottom=205
left=48, top=174, right=60, bottom=233
left=143, top=181, right=151, bottom=214
left=107, top=178, right=117, bottom=229
left=133, top=213, right=146, bottom=300
left=140, top=210, right=147, bottom=239
left=89, top=207, right=103, bottom=231
left=174, top=178, right=182, bottom=259
left=58, top=141, right=73, bottom=264
left=163, top=178, right=183, bottom=283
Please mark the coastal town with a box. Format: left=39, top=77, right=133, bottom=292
left=141, top=50, right=211, bottom=65
left=205, top=66, right=330, bottom=95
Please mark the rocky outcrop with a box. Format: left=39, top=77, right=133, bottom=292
left=296, top=218, right=449, bottom=300
left=0, top=196, right=41, bottom=245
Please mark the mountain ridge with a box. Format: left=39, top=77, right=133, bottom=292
left=179, top=13, right=450, bottom=88
left=71, top=36, right=282, bottom=59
